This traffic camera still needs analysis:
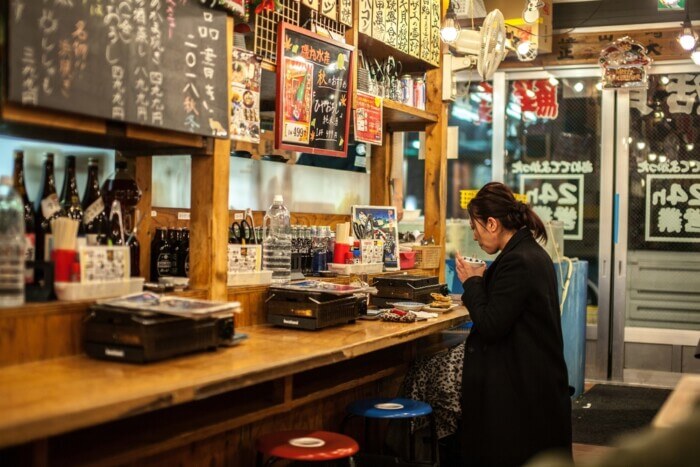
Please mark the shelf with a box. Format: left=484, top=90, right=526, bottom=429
left=382, top=99, right=438, bottom=132
left=357, top=32, right=438, bottom=74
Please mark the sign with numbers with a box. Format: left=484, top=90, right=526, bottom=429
left=520, top=174, right=584, bottom=240
left=275, top=22, right=354, bottom=157
left=645, top=175, right=700, bottom=243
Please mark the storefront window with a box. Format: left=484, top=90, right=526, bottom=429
left=504, top=77, right=602, bottom=323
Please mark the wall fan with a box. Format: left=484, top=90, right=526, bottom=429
left=442, top=9, right=508, bottom=100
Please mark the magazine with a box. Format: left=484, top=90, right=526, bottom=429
left=269, top=280, right=377, bottom=296
left=98, top=292, right=241, bottom=319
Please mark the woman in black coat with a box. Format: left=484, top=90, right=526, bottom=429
left=455, top=182, right=572, bottom=466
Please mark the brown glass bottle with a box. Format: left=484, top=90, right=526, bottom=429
left=12, top=150, right=36, bottom=283
left=101, top=159, right=141, bottom=230
left=35, top=153, right=65, bottom=263
left=177, top=229, right=190, bottom=277
left=168, top=228, right=181, bottom=276
left=82, top=158, right=108, bottom=245
left=150, top=227, right=172, bottom=280
left=59, top=155, right=84, bottom=234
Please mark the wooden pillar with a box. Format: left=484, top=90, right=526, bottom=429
left=134, top=156, right=152, bottom=281
left=189, top=15, right=232, bottom=301
left=423, top=66, right=448, bottom=281
left=370, top=132, right=392, bottom=206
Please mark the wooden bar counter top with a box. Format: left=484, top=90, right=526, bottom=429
left=0, top=308, right=468, bottom=449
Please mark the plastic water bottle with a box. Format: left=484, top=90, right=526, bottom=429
left=0, top=176, right=26, bottom=307
left=262, top=195, right=292, bottom=284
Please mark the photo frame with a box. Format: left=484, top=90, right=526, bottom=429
left=351, top=205, right=400, bottom=270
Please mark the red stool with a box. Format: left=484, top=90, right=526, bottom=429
left=256, top=430, right=359, bottom=466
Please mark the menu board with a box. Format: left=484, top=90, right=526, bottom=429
left=275, top=23, right=354, bottom=158
left=7, top=0, right=229, bottom=138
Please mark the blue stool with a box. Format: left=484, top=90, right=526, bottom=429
left=341, top=397, right=438, bottom=466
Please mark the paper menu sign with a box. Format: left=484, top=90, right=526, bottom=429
left=79, top=246, right=130, bottom=283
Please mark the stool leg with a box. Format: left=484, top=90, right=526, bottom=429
left=256, top=451, right=263, bottom=467
left=263, top=456, right=278, bottom=466
left=409, top=419, right=416, bottom=461
left=347, top=455, right=356, bottom=467
left=429, top=414, right=438, bottom=466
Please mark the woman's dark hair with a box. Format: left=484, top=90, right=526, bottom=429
left=467, top=182, right=548, bottom=244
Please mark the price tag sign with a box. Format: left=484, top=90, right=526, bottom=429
left=520, top=174, right=584, bottom=240
left=645, top=174, right=700, bottom=243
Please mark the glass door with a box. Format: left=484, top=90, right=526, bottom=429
left=494, top=68, right=616, bottom=380
left=613, top=64, right=700, bottom=383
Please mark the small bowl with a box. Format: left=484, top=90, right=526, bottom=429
left=392, top=301, right=425, bottom=312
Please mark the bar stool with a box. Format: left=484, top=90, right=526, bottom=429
left=255, top=429, right=359, bottom=466
left=341, top=397, right=438, bottom=466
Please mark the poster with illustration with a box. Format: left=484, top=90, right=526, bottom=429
left=351, top=205, right=400, bottom=270
left=230, top=47, right=261, bottom=143
left=281, top=58, right=314, bottom=144
left=275, top=22, right=354, bottom=157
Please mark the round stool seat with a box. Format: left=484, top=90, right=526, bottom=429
left=346, top=397, right=433, bottom=419
left=256, top=430, right=359, bottom=461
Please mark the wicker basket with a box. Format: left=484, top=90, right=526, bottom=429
left=412, top=245, right=441, bottom=269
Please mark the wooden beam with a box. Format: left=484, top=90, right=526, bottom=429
left=423, top=65, right=448, bottom=281
left=370, top=132, right=392, bottom=206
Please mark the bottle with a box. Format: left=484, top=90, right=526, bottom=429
left=262, top=195, right=292, bottom=284
left=59, top=155, right=84, bottom=232
left=107, top=201, right=124, bottom=246
left=311, top=226, right=328, bottom=275
left=127, top=234, right=140, bottom=277
left=35, top=153, right=65, bottom=264
left=102, top=159, right=141, bottom=237
left=150, top=227, right=172, bottom=280
left=12, top=150, right=36, bottom=284
left=82, top=158, right=107, bottom=245
left=0, top=176, right=26, bottom=307
left=177, top=229, right=190, bottom=277
left=168, top=228, right=181, bottom=276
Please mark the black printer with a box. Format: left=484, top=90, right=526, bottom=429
left=84, top=304, right=235, bottom=363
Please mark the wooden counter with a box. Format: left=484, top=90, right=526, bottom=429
left=0, top=309, right=468, bottom=449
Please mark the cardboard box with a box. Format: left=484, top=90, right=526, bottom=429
left=485, top=0, right=552, bottom=53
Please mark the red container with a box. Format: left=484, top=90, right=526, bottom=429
left=399, top=251, right=416, bottom=269
left=52, top=249, right=77, bottom=282
left=333, top=243, right=351, bottom=264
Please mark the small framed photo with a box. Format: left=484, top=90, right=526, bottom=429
left=351, top=205, right=400, bottom=270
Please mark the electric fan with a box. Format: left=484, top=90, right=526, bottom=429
left=451, top=9, right=507, bottom=80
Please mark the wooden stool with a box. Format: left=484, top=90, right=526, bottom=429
left=255, top=429, right=359, bottom=466
left=341, top=397, right=438, bottom=466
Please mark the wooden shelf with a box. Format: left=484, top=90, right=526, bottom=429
left=382, top=99, right=439, bottom=131
left=0, top=309, right=468, bottom=448
left=357, top=32, right=438, bottom=74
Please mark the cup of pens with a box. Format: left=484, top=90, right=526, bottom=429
left=51, top=218, right=80, bottom=282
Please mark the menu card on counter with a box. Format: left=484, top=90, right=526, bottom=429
left=275, top=22, right=354, bottom=158
left=7, top=0, right=229, bottom=138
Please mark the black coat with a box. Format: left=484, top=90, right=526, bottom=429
left=460, top=229, right=572, bottom=466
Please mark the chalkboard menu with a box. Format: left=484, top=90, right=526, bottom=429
left=7, top=0, right=229, bottom=138
left=275, top=23, right=354, bottom=158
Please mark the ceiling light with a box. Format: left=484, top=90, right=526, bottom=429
left=692, top=47, right=700, bottom=65
left=649, top=153, right=658, bottom=161
left=660, top=76, right=670, bottom=85
left=687, top=143, right=695, bottom=151
left=659, top=154, right=668, bottom=163
left=636, top=141, right=646, bottom=150
left=678, top=7, right=697, bottom=51
left=595, top=82, right=603, bottom=91
left=440, top=2, right=460, bottom=44
left=573, top=81, right=585, bottom=93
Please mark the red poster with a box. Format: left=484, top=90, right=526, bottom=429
left=354, top=92, right=383, bottom=145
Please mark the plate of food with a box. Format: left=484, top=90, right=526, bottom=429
left=423, top=292, right=459, bottom=313
left=392, top=301, right=426, bottom=312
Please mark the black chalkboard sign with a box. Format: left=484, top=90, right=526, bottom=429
left=275, top=22, right=354, bottom=158
left=7, top=0, right=228, bottom=138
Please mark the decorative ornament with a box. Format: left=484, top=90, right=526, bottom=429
left=252, top=0, right=278, bottom=15
left=522, top=0, right=544, bottom=25
left=599, top=36, right=652, bottom=90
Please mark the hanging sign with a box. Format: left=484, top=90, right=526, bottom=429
left=339, top=0, right=354, bottom=27
left=645, top=175, right=700, bottom=243
left=275, top=22, right=354, bottom=157
left=321, top=0, right=338, bottom=21
left=231, top=48, right=261, bottom=143
left=519, top=175, right=584, bottom=240
left=599, top=36, right=652, bottom=89
left=354, top=92, right=383, bottom=145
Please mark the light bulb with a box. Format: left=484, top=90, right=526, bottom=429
left=517, top=40, right=532, bottom=56
left=659, top=155, right=668, bottom=163
left=660, top=76, right=670, bottom=85
left=440, top=9, right=460, bottom=44
left=649, top=153, right=658, bottom=162
left=687, top=143, right=695, bottom=151
left=548, top=77, right=559, bottom=86
left=595, top=82, right=603, bottom=91
left=636, top=141, right=646, bottom=150
left=678, top=23, right=698, bottom=51
left=573, top=81, right=585, bottom=93
left=692, top=49, right=700, bottom=65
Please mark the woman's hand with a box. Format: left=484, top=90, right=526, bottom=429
left=455, top=251, right=486, bottom=283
